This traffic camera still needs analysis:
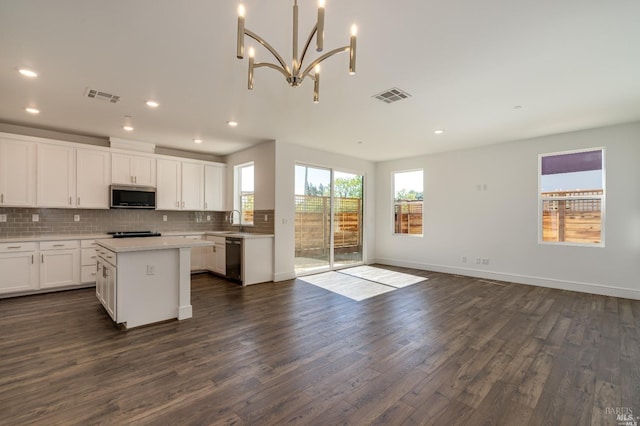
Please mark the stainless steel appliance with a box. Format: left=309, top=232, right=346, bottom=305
left=225, top=237, right=242, bottom=282
left=110, top=185, right=156, bottom=209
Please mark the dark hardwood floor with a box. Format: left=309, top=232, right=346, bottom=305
left=0, top=267, right=638, bottom=425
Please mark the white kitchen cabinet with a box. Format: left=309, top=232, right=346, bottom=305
left=95, top=255, right=116, bottom=321
left=156, top=158, right=181, bottom=210
left=206, top=236, right=226, bottom=276
left=0, top=242, right=39, bottom=294
left=181, top=162, right=204, bottom=210
left=185, top=235, right=207, bottom=271
left=204, top=164, right=226, bottom=211
left=112, top=153, right=156, bottom=186
left=39, top=240, right=80, bottom=289
left=80, top=239, right=99, bottom=283
left=76, top=149, right=111, bottom=209
left=156, top=159, right=204, bottom=211
left=37, top=144, right=76, bottom=208
left=0, top=138, right=36, bottom=207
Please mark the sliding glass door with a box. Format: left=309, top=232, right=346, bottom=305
left=294, top=164, right=364, bottom=275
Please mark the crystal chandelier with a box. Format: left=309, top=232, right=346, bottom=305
left=236, top=0, right=357, bottom=103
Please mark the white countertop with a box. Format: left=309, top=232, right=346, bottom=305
left=0, top=231, right=274, bottom=244
left=95, top=236, right=214, bottom=253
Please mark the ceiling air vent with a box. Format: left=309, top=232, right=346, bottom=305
left=85, top=88, right=121, bottom=103
left=372, top=87, right=411, bottom=104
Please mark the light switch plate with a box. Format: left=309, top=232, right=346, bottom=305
left=74, top=215, right=80, bottom=222
left=0, top=214, right=6, bottom=222
left=163, top=215, right=167, bottom=222
left=32, top=214, right=39, bottom=222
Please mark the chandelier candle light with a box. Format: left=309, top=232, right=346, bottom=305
left=236, top=0, right=357, bottom=103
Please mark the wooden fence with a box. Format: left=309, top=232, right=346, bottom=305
left=541, top=189, right=602, bottom=243
left=295, top=195, right=362, bottom=256
left=394, top=201, right=423, bottom=235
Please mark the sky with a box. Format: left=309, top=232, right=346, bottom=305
left=294, top=165, right=359, bottom=195
left=540, top=170, right=603, bottom=192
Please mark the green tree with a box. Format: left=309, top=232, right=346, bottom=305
left=395, top=189, right=423, bottom=201
left=334, top=176, right=363, bottom=198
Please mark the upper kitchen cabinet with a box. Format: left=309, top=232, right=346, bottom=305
left=76, top=148, right=111, bottom=209
left=0, top=137, right=36, bottom=207
left=204, top=164, right=226, bottom=211
left=112, top=153, right=156, bottom=186
left=37, top=144, right=76, bottom=208
left=156, top=158, right=204, bottom=211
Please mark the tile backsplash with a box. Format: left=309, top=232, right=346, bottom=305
left=0, top=208, right=274, bottom=238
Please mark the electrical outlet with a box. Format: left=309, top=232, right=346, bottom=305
left=482, top=258, right=490, bottom=265
left=146, top=265, right=155, bottom=275
left=206, top=215, right=211, bottom=221
left=462, top=256, right=467, bottom=263
left=264, top=214, right=268, bottom=222
left=74, top=215, right=80, bottom=222
left=475, top=257, right=481, bottom=265
left=32, top=214, right=39, bottom=222
left=163, top=215, right=167, bottom=222
left=0, top=214, right=6, bottom=222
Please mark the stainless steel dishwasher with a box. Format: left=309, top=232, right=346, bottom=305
left=225, top=237, right=242, bottom=282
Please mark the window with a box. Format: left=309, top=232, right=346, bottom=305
left=234, top=162, right=254, bottom=225
left=539, top=148, right=604, bottom=245
left=393, top=169, right=423, bottom=235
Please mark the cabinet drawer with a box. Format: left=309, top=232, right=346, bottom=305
left=207, top=236, right=225, bottom=245
left=40, top=240, right=80, bottom=250
left=81, top=248, right=98, bottom=265
left=97, top=248, right=116, bottom=264
left=81, top=265, right=98, bottom=283
left=0, top=242, right=37, bottom=253
left=81, top=239, right=98, bottom=248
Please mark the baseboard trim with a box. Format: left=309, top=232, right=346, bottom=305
left=273, top=271, right=296, bottom=282
left=372, top=257, right=640, bottom=300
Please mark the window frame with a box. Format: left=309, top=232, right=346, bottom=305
left=234, top=161, right=254, bottom=226
left=537, top=147, right=605, bottom=247
left=392, top=168, right=424, bottom=237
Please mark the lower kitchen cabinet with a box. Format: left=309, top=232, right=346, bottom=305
left=96, top=256, right=116, bottom=321
left=0, top=242, right=38, bottom=294
left=184, top=235, right=207, bottom=271
left=80, top=239, right=99, bottom=283
left=39, top=240, right=80, bottom=289
left=206, top=236, right=226, bottom=276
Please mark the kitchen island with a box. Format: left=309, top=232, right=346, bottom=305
left=95, top=236, right=213, bottom=329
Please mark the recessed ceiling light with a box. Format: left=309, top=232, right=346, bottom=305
left=227, top=121, right=238, bottom=127
left=123, top=115, right=134, bottom=131
left=513, top=105, right=523, bottom=109
left=18, top=69, right=38, bottom=78
left=146, top=100, right=159, bottom=108
left=357, top=141, right=364, bottom=144
left=25, top=107, right=40, bottom=114
left=434, top=129, right=444, bottom=135
left=193, top=139, right=203, bottom=144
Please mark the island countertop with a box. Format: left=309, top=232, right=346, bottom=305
left=95, top=236, right=214, bottom=253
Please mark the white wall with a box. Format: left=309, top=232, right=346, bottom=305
left=274, top=142, right=376, bottom=281
left=375, top=122, right=640, bottom=299
left=224, top=141, right=275, bottom=210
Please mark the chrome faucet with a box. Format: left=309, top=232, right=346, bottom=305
left=229, top=209, right=241, bottom=225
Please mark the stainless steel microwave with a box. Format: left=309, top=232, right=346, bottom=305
left=110, top=185, right=156, bottom=209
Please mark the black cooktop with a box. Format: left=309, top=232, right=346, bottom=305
left=108, top=231, right=162, bottom=238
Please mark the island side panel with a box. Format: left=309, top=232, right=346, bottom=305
left=242, top=237, right=274, bottom=286
left=177, top=247, right=193, bottom=320
left=117, top=249, right=179, bottom=329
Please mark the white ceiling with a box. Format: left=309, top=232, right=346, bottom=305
left=1, top=0, right=639, bottom=162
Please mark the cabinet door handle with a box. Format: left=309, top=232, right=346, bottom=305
left=204, top=202, right=207, bottom=209
left=53, top=244, right=64, bottom=247
left=1, top=193, right=3, bottom=203
left=134, top=176, right=137, bottom=183
left=41, top=254, right=44, bottom=263
left=176, top=201, right=180, bottom=208
left=182, top=201, right=185, bottom=208
left=130, top=176, right=134, bottom=183
left=78, top=197, right=80, bottom=205
left=7, top=246, right=22, bottom=249
left=31, top=254, right=34, bottom=264
left=69, top=196, right=72, bottom=205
